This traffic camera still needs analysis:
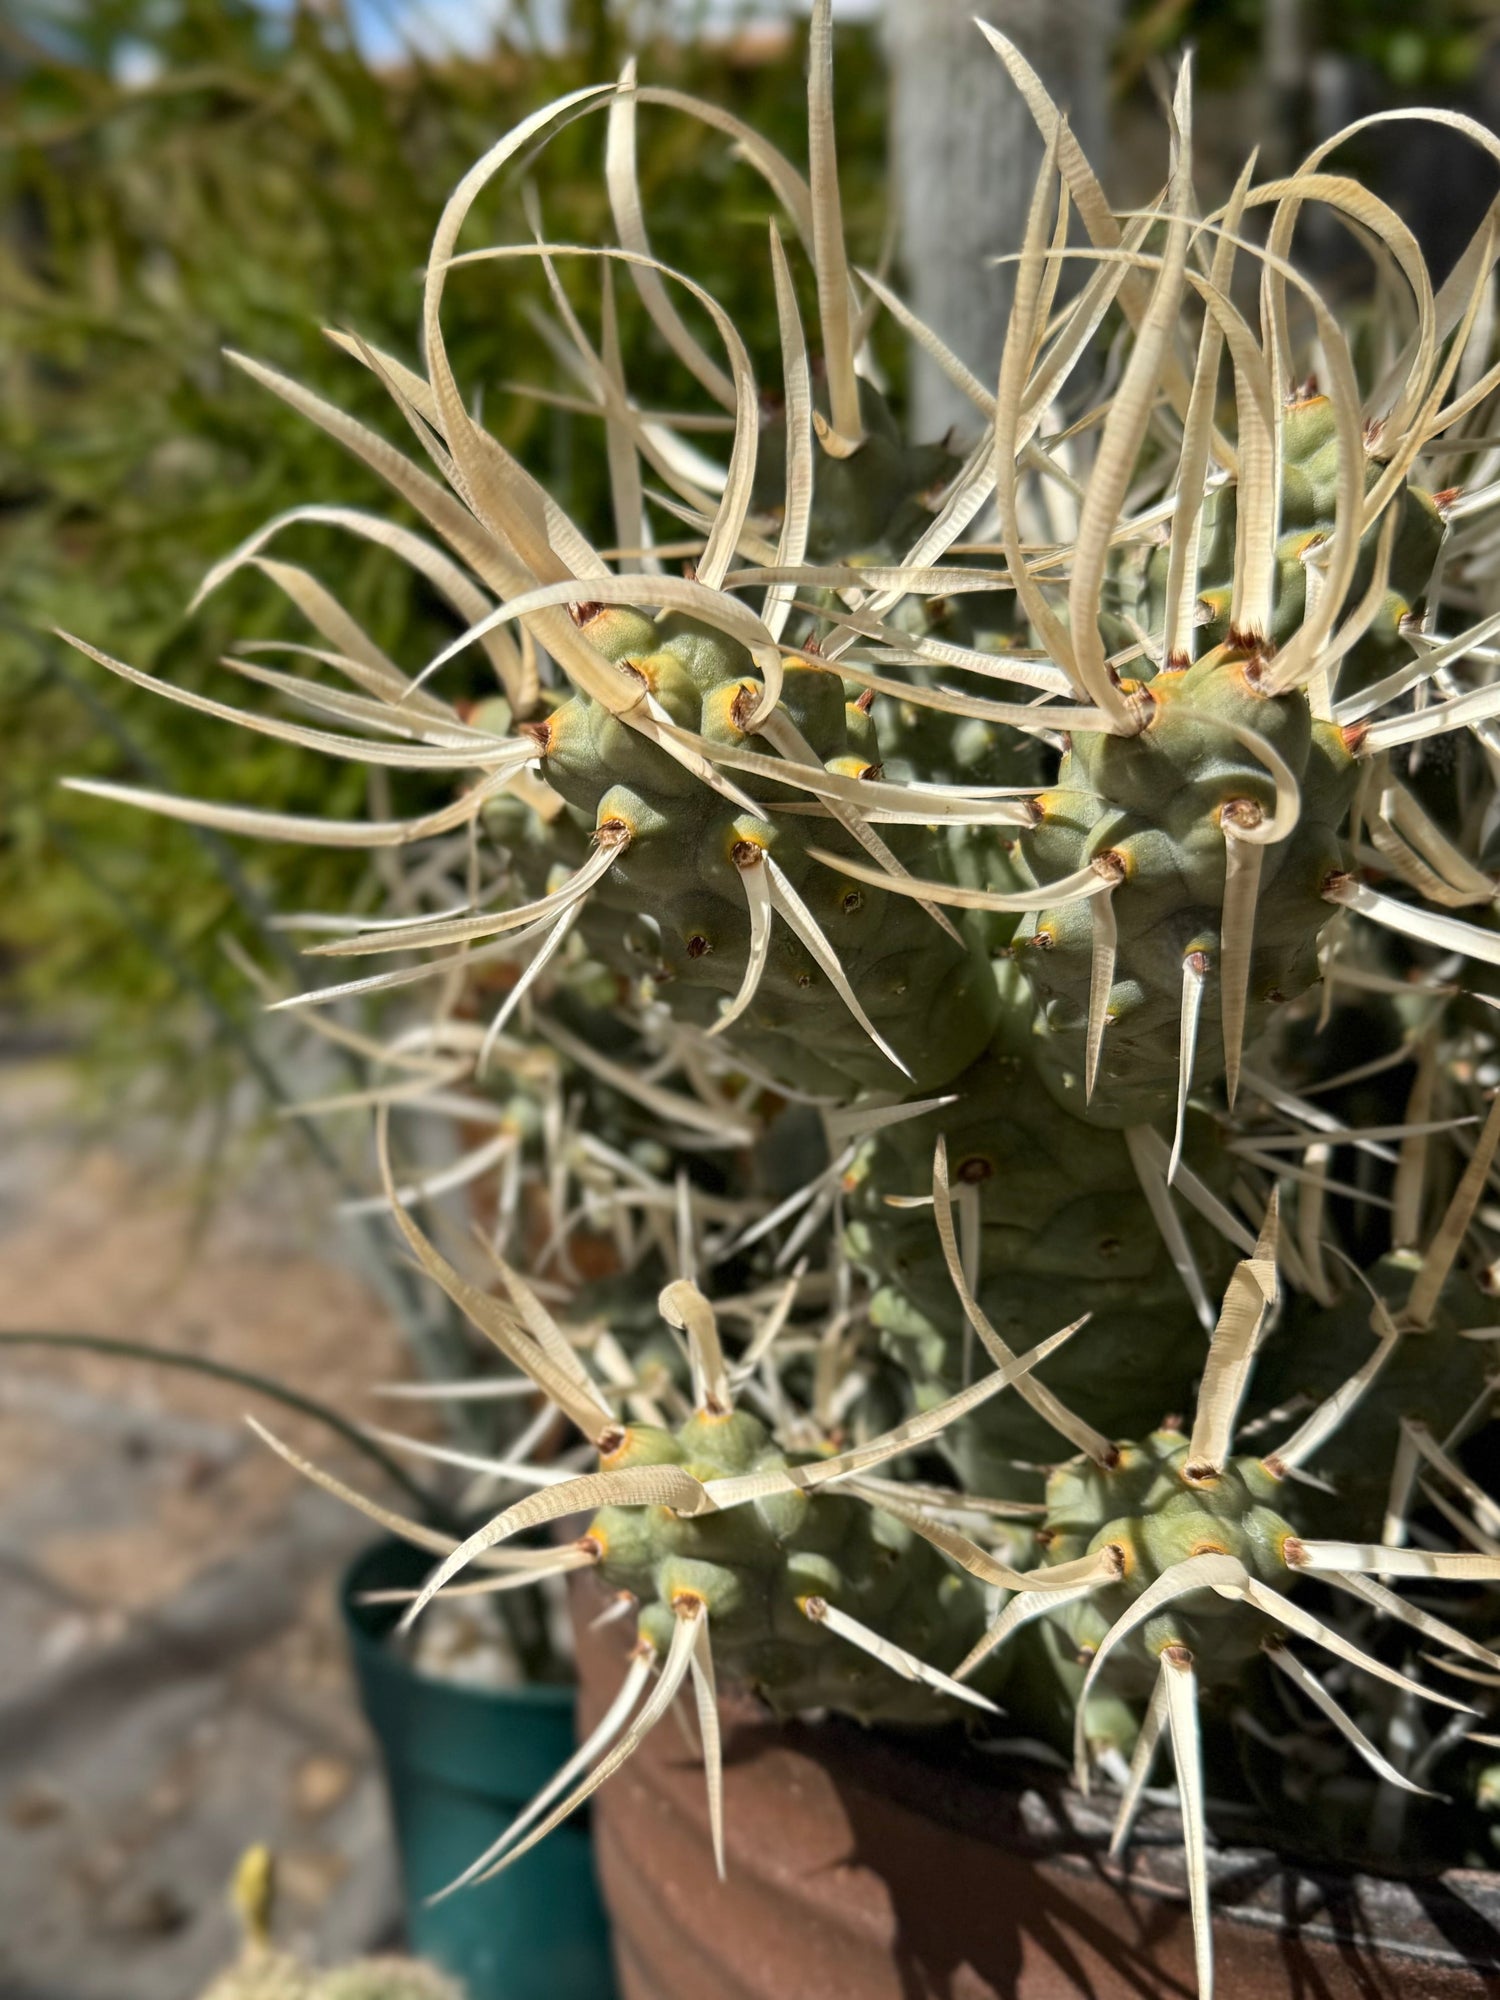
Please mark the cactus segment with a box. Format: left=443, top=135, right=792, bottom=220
left=1013, top=651, right=1360, bottom=1126
left=587, top=1405, right=989, bottom=1722
left=513, top=606, right=1001, bottom=1095
left=848, top=1066, right=1229, bottom=1478
left=199, top=1849, right=465, bottom=2000
left=1031, top=1430, right=1297, bottom=1692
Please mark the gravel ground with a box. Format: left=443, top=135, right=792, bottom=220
left=0, top=1057, right=416, bottom=2000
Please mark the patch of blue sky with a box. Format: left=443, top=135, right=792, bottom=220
left=270, top=0, right=878, bottom=67
left=13, top=0, right=878, bottom=88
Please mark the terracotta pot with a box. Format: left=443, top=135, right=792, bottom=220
left=574, top=1586, right=1500, bottom=2000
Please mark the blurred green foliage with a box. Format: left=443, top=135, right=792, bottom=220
left=14, top=0, right=1481, bottom=1096
left=0, top=0, right=887, bottom=1090
left=1122, top=0, right=1496, bottom=95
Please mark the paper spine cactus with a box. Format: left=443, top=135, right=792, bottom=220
left=200, top=1848, right=465, bottom=2000
left=75, top=7, right=1500, bottom=1992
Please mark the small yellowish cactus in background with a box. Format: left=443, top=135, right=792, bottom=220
left=314, top=1964, right=465, bottom=2000
left=198, top=1849, right=464, bottom=2000
left=232, top=1846, right=278, bottom=1956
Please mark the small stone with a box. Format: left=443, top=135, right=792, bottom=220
left=6, top=1779, right=66, bottom=1830
left=292, top=1754, right=353, bottom=1820
left=104, top=1881, right=190, bottom=1938
left=276, top=1845, right=350, bottom=1910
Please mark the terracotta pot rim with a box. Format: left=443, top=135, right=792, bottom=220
left=781, top=1707, right=1500, bottom=1959
left=576, top=1592, right=1500, bottom=1992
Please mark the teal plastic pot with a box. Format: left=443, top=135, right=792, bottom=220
left=341, top=1538, right=617, bottom=2000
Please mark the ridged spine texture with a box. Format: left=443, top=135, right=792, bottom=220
left=762, top=380, right=1045, bottom=793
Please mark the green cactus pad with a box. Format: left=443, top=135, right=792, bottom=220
left=1013, top=646, right=1359, bottom=1126
left=844, top=996, right=1234, bottom=1483
left=1038, top=1429, right=1297, bottom=1691
left=508, top=605, right=1000, bottom=1095
left=587, top=1406, right=989, bottom=1721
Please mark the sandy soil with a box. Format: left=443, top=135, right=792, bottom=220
left=0, top=1057, right=417, bottom=2000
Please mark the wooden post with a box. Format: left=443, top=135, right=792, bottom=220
left=882, top=0, right=1120, bottom=441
